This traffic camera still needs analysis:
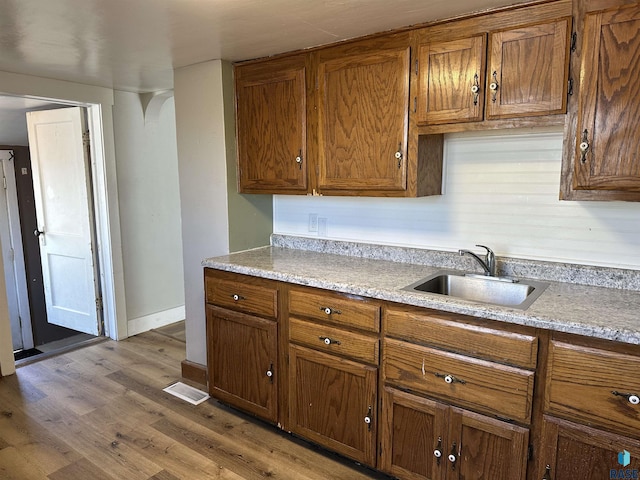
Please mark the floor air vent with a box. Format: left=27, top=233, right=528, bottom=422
left=163, top=381, right=210, bottom=405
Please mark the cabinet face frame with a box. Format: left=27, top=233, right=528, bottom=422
left=316, top=45, right=411, bottom=192
left=235, top=54, right=309, bottom=194
left=573, top=4, right=640, bottom=192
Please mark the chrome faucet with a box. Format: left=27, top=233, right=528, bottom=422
left=459, top=245, right=496, bottom=276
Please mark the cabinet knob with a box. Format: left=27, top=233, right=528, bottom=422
left=266, top=363, right=274, bottom=383
left=435, top=372, right=466, bottom=385
left=364, top=406, right=373, bottom=431
left=231, top=294, right=245, bottom=301
left=579, top=129, right=590, bottom=164
left=489, top=71, right=499, bottom=103
left=319, top=336, right=341, bottom=346
left=433, top=436, right=443, bottom=466
left=612, top=390, right=640, bottom=405
left=471, top=73, right=481, bottom=105
left=320, top=306, right=341, bottom=315
left=542, top=464, right=552, bottom=480
left=395, top=143, right=403, bottom=168
left=448, top=442, right=457, bottom=470
left=295, top=150, right=303, bottom=169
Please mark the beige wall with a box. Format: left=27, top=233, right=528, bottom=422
left=174, top=59, right=272, bottom=366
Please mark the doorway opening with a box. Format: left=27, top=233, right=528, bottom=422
left=0, top=99, right=111, bottom=364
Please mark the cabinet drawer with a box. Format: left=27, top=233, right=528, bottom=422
left=205, top=275, right=278, bottom=319
left=545, top=341, right=640, bottom=436
left=289, top=289, right=380, bottom=332
left=383, top=338, right=534, bottom=423
left=385, top=307, right=537, bottom=368
left=289, top=317, right=379, bottom=365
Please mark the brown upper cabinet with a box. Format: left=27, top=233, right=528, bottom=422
left=572, top=2, right=640, bottom=193
left=316, top=41, right=410, bottom=193
left=416, top=15, right=571, bottom=127
left=235, top=54, right=309, bottom=194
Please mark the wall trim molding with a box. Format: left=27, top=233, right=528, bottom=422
left=181, top=359, right=207, bottom=387
left=127, top=305, right=185, bottom=337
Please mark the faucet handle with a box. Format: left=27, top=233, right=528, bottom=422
left=475, top=244, right=493, bottom=255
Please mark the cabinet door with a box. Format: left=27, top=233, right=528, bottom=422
left=289, top=344, right=377, bottom=465
left=539, top=416, right=640, bottom=480
left=574, top=4, right=640, bottom=191
left=317, top=47, right=410, bottom=192
left=418, top=35, right=486, bottom=125
left=486, top=18, right=570, bottom=119
left=380, top=387, right=448, bottom=480
left=448, top=407, right=528, bottom=480
left=207, top=305, right=278, bottom=422
left=235, top=55, right=308, bottom=193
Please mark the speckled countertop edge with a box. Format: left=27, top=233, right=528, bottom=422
left=202, top=238, right=640, bottom=346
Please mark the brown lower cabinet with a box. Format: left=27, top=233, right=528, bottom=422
left=288, top=344, right=378, bottom=465
left=206, top=305, right=278, bottom=423
left=380, top=387, right=529, bottom=480
left=539, top=416, right=640, bottom=479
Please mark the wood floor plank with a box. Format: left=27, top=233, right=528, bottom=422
left=0, top=327, right=386, bottom=480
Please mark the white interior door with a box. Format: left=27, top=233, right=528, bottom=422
left=0, top=150, right=34, bottom=351
left=26, top=107, right=101, bottom=336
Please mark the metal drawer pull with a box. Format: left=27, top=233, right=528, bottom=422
left=612, top=390, right=640, bottom=405
left=320, top=306, right=341, bottom=315
left=319, top=336, right=341, bottom=346
left=231, top=294, right=245, bottom=301
left=435, top=372, right=466, bottom=385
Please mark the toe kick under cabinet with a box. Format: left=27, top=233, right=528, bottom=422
left=204, top=268, right=640, bottom=479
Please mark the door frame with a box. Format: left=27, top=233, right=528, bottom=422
left=0, top=74, right=128, bottom=376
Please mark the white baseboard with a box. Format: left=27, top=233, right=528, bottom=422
left=127, top=305, right=185, bottom=337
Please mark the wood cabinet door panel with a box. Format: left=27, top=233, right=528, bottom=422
left=207, top=306, right=277, bottom=422
left=486, top=19, right=570, bottom=119
left=540, top=416, right=640, bottom=480
left=289, top=344, right=377, bottom=465
left=236, top=56, right=307, bottom=193
left=318, top=47, right=410, bottom=191
left=449, top=407, right=528, bottom=480
left=574, top=4, right=640, bottom=191
left=380, top=387, right=448, bottom=480
left=383, top=338, right=534, bottom=423
left=418, top=35, right=486, bottom=125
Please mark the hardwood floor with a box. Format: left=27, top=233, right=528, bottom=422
left=0, top=324, right=388, bottom=480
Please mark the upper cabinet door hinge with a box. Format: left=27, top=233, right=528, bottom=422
left=415, top=58, right=419, bottom=75
left=570, top=32, right=577, bottom=53
left=95, top=296, right=103, bottom=311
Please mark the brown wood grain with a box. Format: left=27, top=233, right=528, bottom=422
left=205, top=272, right=279, bottom=319
left=288, top=344, right=378, bottom=466
left=383, top=338, right=535, bottom=423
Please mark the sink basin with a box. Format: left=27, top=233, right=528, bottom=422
left=403, top=271, right=548, bottom=310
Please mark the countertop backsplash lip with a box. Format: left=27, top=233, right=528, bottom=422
left=270, top=234, right=640, bottom=292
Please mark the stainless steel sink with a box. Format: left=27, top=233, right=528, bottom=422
left=403, top=270, right=548, bottom=310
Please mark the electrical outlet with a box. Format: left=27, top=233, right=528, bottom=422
left=308, top=213, right=318, bottom=232
left=318, top=217, right=328, bottom=237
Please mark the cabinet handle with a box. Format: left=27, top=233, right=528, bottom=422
left=295, top=150, right=303, bottom=169
left=364, top=405, right=373, bottom=431
left=319, top=306, right=341, bottom=315
left=448, top=442, right=457, bottom=470
left=579, top=129, right=590, bottom=164
left=319, top=336, right=341, bottom=346
left=489, top=71, right=499, bottom=103
left=231, top=294, right=245, bottom=302
left=542, top=464, right=552, bottom=480
left=435, top=372, right=466, bottom=385
left=266, top=363, right=274, bottom=383
left=471, top=73, right=480, bottom=105
left=433, top=436, right=443, bottom=466
left=612, top=390, right=640, bottom=405
left=395, top=143, right=403, bottom=168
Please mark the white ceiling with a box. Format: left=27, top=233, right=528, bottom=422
left=0, top=0, right=524, bottom=93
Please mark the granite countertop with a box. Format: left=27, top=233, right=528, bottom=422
left=202, top=241, right=640, bottom=346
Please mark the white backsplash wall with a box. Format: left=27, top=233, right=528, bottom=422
left=273, top=127, right=640, bottom=270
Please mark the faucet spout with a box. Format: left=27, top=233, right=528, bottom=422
left=458, top=245, right=496, bottom=276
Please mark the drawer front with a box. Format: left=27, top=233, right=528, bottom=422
left=385, top=307, right=537, bottom=369
left=545, top=341, right=640, bottom=435
left=383, top=338, right=534, bottom=423
left=289, top=289, right=380, bottom=332
left=289, top=317, right=379, bottom=365
left=206, top=276, right=278, bottom=319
